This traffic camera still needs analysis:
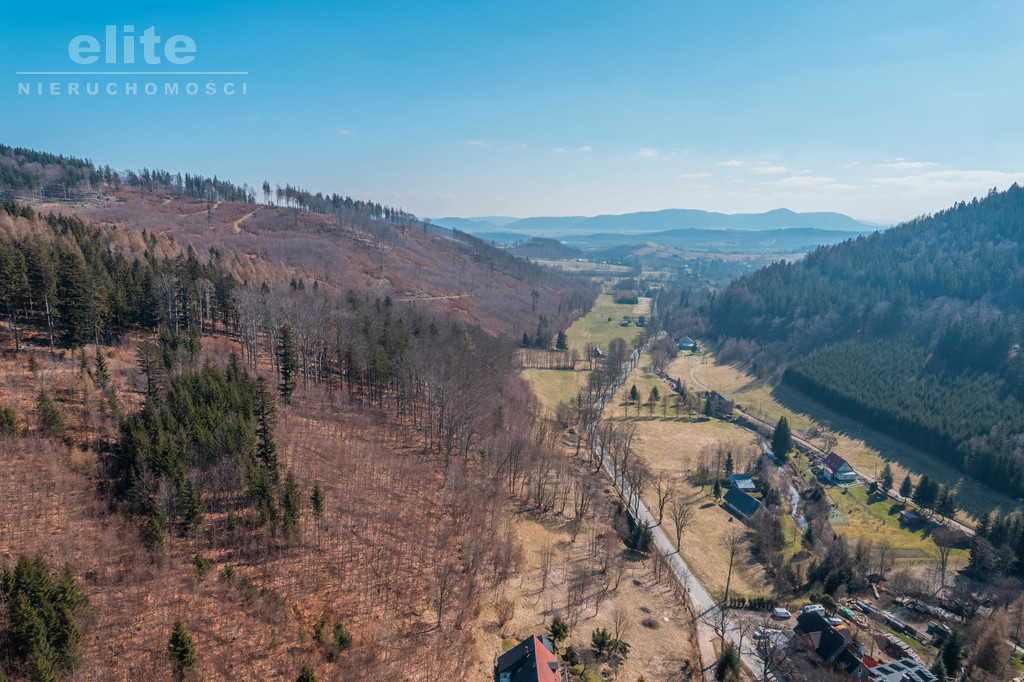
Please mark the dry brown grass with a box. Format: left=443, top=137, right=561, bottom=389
left=0, top=336, right=503, bottom=681
left=468, top=452, right=700, bottom=681
left=670, top=350, right=1018, bottom=524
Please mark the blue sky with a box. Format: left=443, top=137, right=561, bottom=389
left=3, top=1, right=1024, bottom=223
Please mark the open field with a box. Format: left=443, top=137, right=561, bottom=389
left=826, top=485, right=969, bottom=565
left=522, top=295, right=650, bottom=417
left=521, top=368, right=587, bottom=414
left=564, top=294, right=647, bottom=355
left=532, top=258, right=634, bottom=274
left=669, top=350, right=1021, bottom=525
left=604, top=358, right=773, bottom=598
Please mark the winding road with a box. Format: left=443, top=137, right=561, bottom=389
left=589, top=339, right=775, bottom=680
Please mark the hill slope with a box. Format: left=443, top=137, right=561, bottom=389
left=712, top=185, right=1024, bottom=498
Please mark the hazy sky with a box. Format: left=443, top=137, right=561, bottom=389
left=4, top=0, right=1024, bottom=224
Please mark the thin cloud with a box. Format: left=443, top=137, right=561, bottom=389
left=750, top=164, right=789, bottom=175
left=465, top=139, right=488, bottom=146
left=876, top=159, right=937, bottom=170
left=678, top=172, right=713, bottom=180
left=578, top=145, right=592, bottom=152
left=337, top=128, right=355, bottom=136
left=633, top=148, right=660, bottom=159
left=765, top=175, right=836, bottom=187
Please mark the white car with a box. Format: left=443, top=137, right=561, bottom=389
left=802, top=604, right=826, bottom=616
left=827, top=616, right=843, bottom=626
left=772, top=607, right=791, bottom=619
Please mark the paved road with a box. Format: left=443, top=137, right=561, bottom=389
left=590, top=346, right=771, bottom=680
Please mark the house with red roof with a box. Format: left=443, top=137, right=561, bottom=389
left=495, top=635, right=561, bottom=682
left=823, top=452, right=857, bottom=484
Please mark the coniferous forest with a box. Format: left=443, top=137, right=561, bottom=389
left=712, top=186, right=1024, bottom=498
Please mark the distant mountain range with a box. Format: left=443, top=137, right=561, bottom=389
left=431, top=208, right=879, bottom=238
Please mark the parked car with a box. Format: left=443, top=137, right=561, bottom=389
left=772, top=607, right=791, bottom=619
left=802, top=604, right=826, bottom=616
left=827, top=616, right=843, bottom=626
left=753, top=628, right=771, bottom=640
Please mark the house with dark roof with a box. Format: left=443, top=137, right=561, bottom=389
left=867, top=658, right=937, bottom=682
left=495, top=635, right=560, bottom=682
left=677, top=336, right=697, bottom=352
left=823, top=452, right=857, bottom=483
left=793, top=612, right=867, bottom=680
left=728, top=473, right=756, bottom=492
left=723, top=487, right=762, bottom=521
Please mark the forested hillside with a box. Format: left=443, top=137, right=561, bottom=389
left=0, top=190, right=606, bottom=679
left=708, top=186, right=1024, bottom=500
left=0, top=143, right=598, bottom=342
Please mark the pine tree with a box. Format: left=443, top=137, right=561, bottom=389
left=255, top=377, right=279, bottom=483
left=94, top=349, right=110, bottom=389
left=629, top=385, right=639, bottom=403
left=28, top=352, right=38, bottom=373
left=940, top=629, right=964, bottom=675
left=725, top=451, right=734, bottom=477
left=771, top=416, right=792, bottom=461
left=310, top=483, right=325, bottom=518
left=168, top=618, right=196, bottom=678
left=296, top=665, right=317, bottom=682
left=899, top=474, right=914, bottom=498
left=548, top=616, right=569, bottom=645
left=26, top=647, right=55, bottom=682
left=35, top=391, right=64, bottom=438
left=278, top=323, right=298, bottom=403
left=929, top=656, right=947, bottom=682
left=281, top=471, right=301, bottom=535
left=880, top=463, right=894, bottom=493
left=0, top=406, right=18, bottom=437
left=555, top=330, right=568, bottom=350
left=143, top=513, right=164, bottom=550
left=713, top=479, right=722, bottom=501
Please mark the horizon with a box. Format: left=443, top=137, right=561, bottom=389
left=5, top=1, right=1024, bottom=224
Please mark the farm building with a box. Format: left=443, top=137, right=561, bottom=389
left=823, top=452, right=857, bottom=483
left=677, top=336, right=697, bottom=352
left=898, top=509, right=922, bottom=526
left=728, top=473, right=757, bottom=492
left=495, top=635, right=560, bottom=682
left=724, top=487, right=762, bottom=520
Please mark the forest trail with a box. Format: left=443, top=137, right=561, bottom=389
left=232, top=207, right=260, bottom=233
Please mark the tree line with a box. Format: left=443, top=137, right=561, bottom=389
left=784, top=336, right=1024, bottom=498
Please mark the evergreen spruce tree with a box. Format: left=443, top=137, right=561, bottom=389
left=94, top=349, right=110, bottom=389
left=899, top=474, right=914, bottom=498
left=278, top=323, right=298, bottom=403
left=256, top=377, right=279, bottom=483
left=725, top=451, right=734, bottom=477
left=880, top=463, right=894, bottom=493
left=143, top=513, right=165, bottom=550
left=0, top=406, right=18, bottom=437
left=629, top=385, right=639, bottom=403
left=310, top=482, right=325, bottom=519
left=929, top=656, right=947, bottom=682
left=26, top=647, right=55, bottom=682
left=35, top=391, right=64, bottom=438
left=296, top=665, right=317, bottom=682
left=168, top=618, right=196, bottom=679
left=713, top=479, right=722, bottom=501
left=771, top=415, right=792, bottom=461
left=555, top=330, right=568, bottom=350
left=281, top=471, right=301, bottom=535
